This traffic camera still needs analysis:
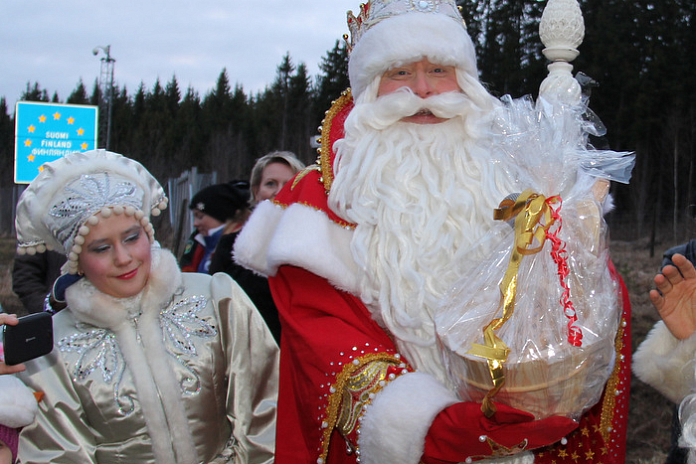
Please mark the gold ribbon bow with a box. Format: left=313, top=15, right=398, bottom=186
left=467, top=189, right=557, bottom=417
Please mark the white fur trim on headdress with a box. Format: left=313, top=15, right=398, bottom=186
left=348, top=10, right=479, bottom=99
left=0, top=376, right=38, bottom=429
left=15, top=150, right=168, bottom=265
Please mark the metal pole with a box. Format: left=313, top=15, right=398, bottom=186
left=92, top=45, right=115, bottom=150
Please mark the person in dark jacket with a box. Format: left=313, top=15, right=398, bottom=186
left=181, top=181, right=281, bottom=342
left=11, top=250, right=66, bottom=314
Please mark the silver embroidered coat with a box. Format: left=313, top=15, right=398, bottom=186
left=17, top=247, right=279, bottom=464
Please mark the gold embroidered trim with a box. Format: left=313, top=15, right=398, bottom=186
left=291, top=165, right=321, bottom=189
left=318, top=89, right=353, bottom=193
left=599, top=315, right=626, bottom=444
left=318, top=352, right=406, bottom=463
left=270, top=199, right=355, bottom=229
left=295, top=201, right=356, bottom=230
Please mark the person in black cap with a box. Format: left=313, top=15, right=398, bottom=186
left=181, top=180, right=282, bottom=342
left=180, top=181, right=251, bottom=274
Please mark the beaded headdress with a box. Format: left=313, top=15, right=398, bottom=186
left=346, top=0, right=464, bottom=52
left=345, top=0, right=479, bottom=100
left=15, top=150, right=168, bottom=274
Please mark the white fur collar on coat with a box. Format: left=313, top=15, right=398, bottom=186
left=64, top=245, right=199, bottom=464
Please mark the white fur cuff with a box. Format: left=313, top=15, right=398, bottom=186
left=235, top=201, right=360, bottom=293
left=0, top=376, right=37, bottom=428
left=633, top=321, right=696, bottom=403
left=357, top=371, right=458, bottom=464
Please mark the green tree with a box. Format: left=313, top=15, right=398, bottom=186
left=20, top=82, right=49, bottom=102
left=313, top=40, right=350, bottom=128
left=460, top=0, right=546, bottom=97
left=67, top=80, right=90, bottom=105
left=287, top=63, right=314, bottom=164
left=0, top=98, right=14, bottom=187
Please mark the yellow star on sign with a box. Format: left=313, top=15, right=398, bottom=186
left=77, top=128, right=85, bottom=135
left=24, top=139, right=32, bottom=147
left=67, top=116, right=75, bottom=124
left=81, top=142, right=88, bottom=150
left=39, top=165, right=45, bottom=172
left=28, top=155, right=35, bottom=162
left=53, top=112, right=61, bottom=120
left=28, top=125, right=36, bottom=133
left=39, top=115, right=46, bottom=122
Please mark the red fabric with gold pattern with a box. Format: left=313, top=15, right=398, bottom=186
left=273, top=167, right=353, bottom=228
left=271, top=265, right=408, bottom=463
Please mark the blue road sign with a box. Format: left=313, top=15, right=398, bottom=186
left=15, top=101, right=98, bottom=184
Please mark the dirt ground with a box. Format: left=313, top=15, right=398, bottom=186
left=0, top=234, right=688, bottom=462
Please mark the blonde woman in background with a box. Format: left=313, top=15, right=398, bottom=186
left=249, top=151, right=304, bottom=205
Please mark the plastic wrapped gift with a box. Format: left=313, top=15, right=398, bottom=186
left=435, top=95, right=635, bottom=420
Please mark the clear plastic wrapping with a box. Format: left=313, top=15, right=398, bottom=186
left=435, top=95, right=635, bottom=420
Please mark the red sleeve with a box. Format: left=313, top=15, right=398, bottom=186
left=270, top=265, right=410, bottom=464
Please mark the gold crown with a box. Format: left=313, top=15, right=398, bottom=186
left=344, top=0, right=465, bottom=53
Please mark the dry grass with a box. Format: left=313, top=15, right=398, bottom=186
left=0, top=233, right=685, bottom=462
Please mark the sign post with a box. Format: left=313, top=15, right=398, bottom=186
left=14, top=101, right=98, bottom=184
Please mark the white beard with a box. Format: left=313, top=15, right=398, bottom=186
left=328, top=89, right=517, bottom=384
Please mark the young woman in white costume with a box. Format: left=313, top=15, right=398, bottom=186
left=13, top=150, right=279, bottom=464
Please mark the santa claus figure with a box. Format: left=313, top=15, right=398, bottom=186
left=235, top=1, right=631, bottom=463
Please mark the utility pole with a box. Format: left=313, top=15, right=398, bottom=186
left=93, top=45, right=115, bottom=150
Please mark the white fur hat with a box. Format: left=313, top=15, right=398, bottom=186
left=347, top=0, right=480, bottom=99
left=15, top=150, right=168, bottom=274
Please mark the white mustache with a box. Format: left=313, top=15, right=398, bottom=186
left=354, top=89, right=471, bottom=129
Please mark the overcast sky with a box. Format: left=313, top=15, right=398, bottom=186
left=1, top=0, right=358, bottom=115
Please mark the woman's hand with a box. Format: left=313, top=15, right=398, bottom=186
left=650, top=253, right=696, bottom=340
left=0, top=313, right=27, bottom=374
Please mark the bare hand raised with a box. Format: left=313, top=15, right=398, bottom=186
left=650, top=253, right=696, bottom=340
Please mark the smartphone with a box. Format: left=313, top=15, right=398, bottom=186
left=3, top=312, right=54, bottom=366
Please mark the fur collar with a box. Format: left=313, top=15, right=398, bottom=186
left=64, top=245, right=198, bottom=464
left=65, top=244, right=183, bottom=330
